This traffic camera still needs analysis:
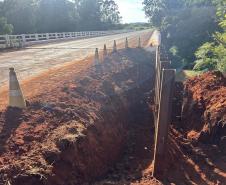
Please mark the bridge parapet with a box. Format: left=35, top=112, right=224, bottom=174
left=0, top=30, right=133, bottom=49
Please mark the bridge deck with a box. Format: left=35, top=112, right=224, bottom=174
left=0, top=30, right=151, bottom=87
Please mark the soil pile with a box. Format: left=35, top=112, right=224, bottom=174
left=182, top=71, right=226, bottom=146
left=0, top=48, right=155, bottom=185
left=164, top=71, right=226, bottom=185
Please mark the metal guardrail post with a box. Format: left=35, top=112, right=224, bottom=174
left=152, top=69, right=176, bottom=179
left=35, top=34, right=39, bottom=41
left=21, top=34, right=26, bottom=43
left=5, top=35, right=10, bottom=47
left=46, top=33, right=49, bottom=40
left=154, top=46, right=161, bottom=129
left=160, top=61, right=171, bottom=82
left=21, top=34, right=26, bottom=46
left=156, top=46, right=161, bottom=100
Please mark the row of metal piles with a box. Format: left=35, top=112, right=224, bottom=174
left=152, top=45, right=176, bottom=179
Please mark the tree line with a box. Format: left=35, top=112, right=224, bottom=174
left=0, top=0, right=121, bottom=35
left=143, top=0, right=226, bottom=72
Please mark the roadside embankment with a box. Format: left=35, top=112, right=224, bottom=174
left=182, top=71, right=226, bottom=145
left=0, top=48, right=155, bottom=185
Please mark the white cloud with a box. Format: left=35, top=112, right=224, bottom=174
left=114, top=0, right=148, bottom=23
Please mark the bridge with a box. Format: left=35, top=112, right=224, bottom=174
left=0, top=29, right=151, bottom=87
left=0, top=30, right=132, bottom=49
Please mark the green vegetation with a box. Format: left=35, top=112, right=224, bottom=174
left=0, top=0, right=121, bottom=34
left=0, top=16, right=13, bottom=34
left=122, top=23, right=152, bottom=31
left=194, top=0, right=226, bottom=72
left=143, top=0, right=226, bottom=72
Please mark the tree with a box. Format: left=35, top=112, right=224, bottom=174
left=194, top=0, right=226, bottom=72
left=75, top=0, right=103, bottom=31
left=0, top=16, right=13, bottom=34
left=100, top=0, right=121, bottom=29
left=0, top=0, right=121, bottom=34
left=167, top=7, right=217, bottom=67
left=193, top=43, right=218, bottom=71
left=142, top=0, right=187, bottom=28
left=142, top=0, right=166, bottom=27
left=142, top=0, right=218, bottom=69
left=36, top=0, right=76, bottom=33
left=0, top=2, right=3, bottom=17
left=2, top=0, right=37, bottom=34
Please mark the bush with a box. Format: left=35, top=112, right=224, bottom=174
left=193, top=59, right=217, bottom=71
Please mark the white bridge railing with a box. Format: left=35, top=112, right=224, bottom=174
left=0, top=30, right=132, bottom=49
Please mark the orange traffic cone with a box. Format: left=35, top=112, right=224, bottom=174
left=94, top=48, right=99, bottom=65
left=113, top=40, right=117, bottom=52
left=9, top=68, right=26, bottom=108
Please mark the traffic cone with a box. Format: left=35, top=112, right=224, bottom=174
left=9, top=68, right=26, bottom=108
left=103, top=44, right=107, bottom=59
left=125, top=37, right=129, bottom=49
left=113, top=40, right=117, bottom=52
left=138, top=37, right=141, bottom=48
left=94, top=48, right=99, bottom=65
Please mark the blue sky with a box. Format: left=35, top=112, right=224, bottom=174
left=114, top=0, right=148, bottom=23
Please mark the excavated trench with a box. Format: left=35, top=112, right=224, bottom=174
left=1, top=47, right=226, bottom=185
left=160, top=71, right=226, bottom=185
left=0, top=48, right=156, bottom=185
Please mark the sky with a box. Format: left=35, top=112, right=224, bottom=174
left=114, top=0, right=148, bottom=23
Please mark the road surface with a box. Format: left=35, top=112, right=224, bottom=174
left=0, top=30, right=151, bottom=87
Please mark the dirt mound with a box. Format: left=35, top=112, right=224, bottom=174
left=181, top=71, right=226, bottom=147
left=0, top=48, right=155, bottom=185
left=163, top=126, right=226, bottom=185
left=153, top=71, right=226, bottom=185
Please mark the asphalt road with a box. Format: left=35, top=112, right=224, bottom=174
left=0, top=30, right=151, bottom=87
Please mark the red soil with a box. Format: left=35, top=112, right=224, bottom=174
left=94, top=71, right=226, bottom=185
left=164, top=71, right=226, bottom=185
left=1, top=35, right=225, bottom=185
left=0, top=48, right=156, bottom=185
left=182, top=71, right=226, bottom=143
